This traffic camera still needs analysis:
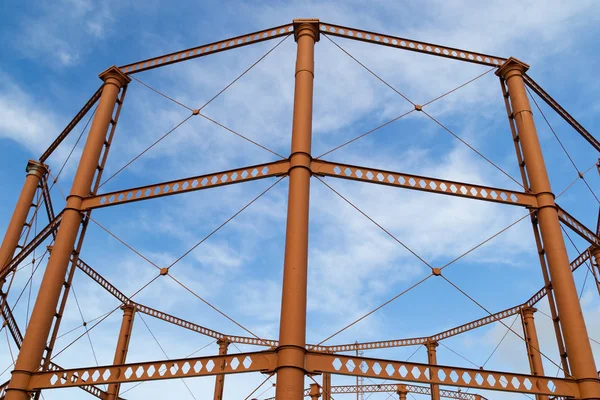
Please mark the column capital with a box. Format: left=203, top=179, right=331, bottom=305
left=293, top=18, right=320, bottom=42
left=426, top=339, right=439, bottom=349
left=26, top=160, right=48, bottom=177
left=119, top=303, right=135, bottom=313
left=495, top=57, right=530, bottom=78
left=99, top=66, right=131, bottom=87
left=522, top=306, right=538, bottom=317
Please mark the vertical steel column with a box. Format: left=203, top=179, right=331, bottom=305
left=5, top=66, right=130, bottom=400
left=322, top=372, right=331, bottom=400
left=309, top=383, right=320, bottom=400
left=590, top=247, right=600, bottom=296
left=498, top=58, right=600, bottom=398
left=521, top=307, right=549, bottom=400
left=0, top=161, right=47, bottom=274
left=213, top=339, right=230, bottom=400
left=425, top=340, right=440, bottom=400
left=106, top=304, right=135, bottom=400
left=396, top=385, right=407, bottom=400
left=275, top=19, right=318, bottom=400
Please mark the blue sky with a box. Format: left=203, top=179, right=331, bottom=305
left=1, top=1, right=599, bottom=399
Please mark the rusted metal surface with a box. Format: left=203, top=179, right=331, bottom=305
left=28, top=350, right=277, bottom=389
left=312, top=159, right=538, bottom=208
left=81, top=160, right=289, bottom=210
left=557, top=206, right=600, bottom=246
left=319, top=22, right=507, bottom=68
left=306, top=352, right=580, bottom=397
left=119, top=24, right=293, bottom=74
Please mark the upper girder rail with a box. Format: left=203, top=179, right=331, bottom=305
left=312, top=159, right=538, bottom=208
left=329, top=384, right=483, bottom=399
left=319, top=22, right=507, bottom=68
left=557, top=205, right=600, bottom=246
left=81, top=160, right=289, bottom=210
left=118, top=24, right=293, bottom=74
left=306, top=352, right=580, bottom=397
left=39, top=87, right=103, bottom=163
left=28, top=350, right=277, bottom=389
left=523, top=74, right=600, bottom=152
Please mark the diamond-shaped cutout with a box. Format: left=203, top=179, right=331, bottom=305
left=480, top=189, right=488, bottom=197
left=399, top=365, right=408, bottom=377
left=191, top=180, right=198, bottom=188
left=251, top=168, right=259, bottom=177
left=163, top=185, right=170, bottom=193
left=332, top=358, right=342, bottom=371
left=147, top=365, right=156, bottom=377
left=510, top=193, right=517, bottom=202
left=462, top=371, right=471, bottom=384
left=334, top=166, right=341, bottom=174
left=398, top=176, right=405, bottom=184
left=92, top=370, right=100, bottom=381
left=424, top=367, right=431, bottom=379
left=170, top=363, right=179, bottom=375
left=153, top=187, right=160, bottom=195
left=385, top=364, right=395, bottom=376
left=376, top=173, right=384, bottom=181
left=523, top=378, right=532, bottom=390
left=450, top=184, right=457, bottom=193
left=158, top=364, right=167, bottom=376
left=134, top=366, right=144, bottom=378
left=440, top=182, right=447, bottom=191
left=241, top=170, right=248, bottom=178
left=387, top=174, right=394, bottom=183
left=231, top=172, right=238, bottom=180
left=500, top=192, right=507, bottom=201
left=81, top=371, right=90, bottom=381
left=490, top=190, right=498, bottom=199
left=408, top=178, right=416, bottom=186
left=411, top=366, right=421, bottom=379
left=470, top=187, right=478, bottom=196
left=193, top=361, right=203, bottom=373
left=475, top=373, right=484, bottom=385
left=123, top=367, right=133, bottom=379
left=366, top=171, right=374, bottom=180
left=511, top=377, right=520, bottom=389
left=230, top=357, right=240, bottom=370
left=429, top=181, right=437, bottom=190
left=460, top=186, right=468, bottom=195
left=60, top=372, right=67, bottom=384
left=547, top=380, right=556, bottom=392
left=355, top=169, right=363, bottom=178
left=359, top=361, right=369, bottom=373
left=419, top=179, right=426, bottom=188
left=50, top=374, right=59, bottom=385
left=438, top=370, right=447, bottom=381
left=372, top=362, right=382, bottom=375
left=182, top=182, right=189, bottom=189
left=449, top=371, right=459, bottom=383
left=345, top=359, right=355, bottom=372
left=344, top=168, right=352, bottom=176
left=201, top=178, right=208, bottom=186
left=261, top=166, right=269, bottom=175
left=221, top=174, right=228, bottom=183
left=211, top=176, right=219, bottom=184
left=102, top=369, right=111, bottom=381
left=181, top=362, right=190, bottom=374
left=206, top=359, right=215, bottom=372
left=243, top=356, right=253, bottom=369
left=499, top=375, right=508, bottom=387
left=487, top=374, right=496, bottom=386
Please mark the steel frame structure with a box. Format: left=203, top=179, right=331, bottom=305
left=0, top=18, right=599, bottom=400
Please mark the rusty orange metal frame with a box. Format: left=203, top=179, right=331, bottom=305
left=312, top=159, right=538, bottom=208
left=81, top=160, right=289, bottom=210
left=306, top=352, right=579, bottom=397
left=319, top=22, right=506, bottom=68
left=119, top=24, right=294, bottom=74
left=28, top=350, right=277, bottom=389
left=266, top=384, right=485, bottom=399
left=557, top=206, right=600, bottom=246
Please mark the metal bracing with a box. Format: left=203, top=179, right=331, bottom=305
left=1, top=17, right=599, bottom=400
